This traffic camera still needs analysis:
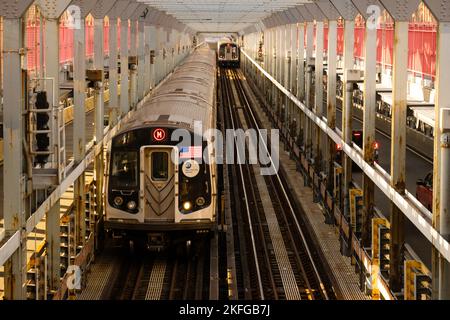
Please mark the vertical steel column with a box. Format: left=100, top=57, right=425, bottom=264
left=173, top=29, right=180, bottom=68
left=268, top=28, right=273, bottom=75
left=164, top=28, right=168, bottom=77
left=266, top=28, right=271, bottom=101
left=119, top=18, right=129, bottom=115
left=263, top=29, right=268, bottom=69
left=167, top=29, right=172, bottom=76
left=314, top=20, right=324, bottom=170
left=108, top=18, right=119, bottom=126
left=379, top=0, right=421, bottom=293
left=169, top=29, right=176, bottom=72
left=43, top=17, right=61, bottom=291
left=0, top=17, right=3, bottom=101
left=130, top=19, right=137, bottom=55
left=435, top=21, right=450, bottom=300
left=137, top=20, right=145, bottom=100
left=129, top=19, right=137, bottom=107
left=148, top=25, right=157, bottom=89
left=275, top=25, right=281, bottom=112
left=143, top=23, right=150, bottom=93
left=277, top=26, right=283, bottom=84
left=272, top=27, right=277, bottom=112
left=305, top=22, right=314, bottom=158
left=166, top=28, right=172, bottom=75
left=297, top=23, right=305, bottom=102
left=173, top=29, right=179, bottom=66
left=326, top=20, right=337, bottom=188
left=283, top=25, right=289, bottom=88
left=3, top=17, right=27, bottom=300
left=317, top=0, right=340, bottom=192
left=155, top=27, right=164, bottom=84
left=422, top=0, right=450, bottom=298
left=342, top=20, right=355, bottom=218
left=94, top=17, right=105, bottom=142
left=289, top=24, right=296, bottom=133
left=439, top=116, right=450, bottom=299
left=296, top=22, right=305, bottom=145
left=305, top=21, right=314, bottom=106
left=388, top=20, right=408, bottom=292
left=283, top=25, right=289, bottom=132
left=163, top=29, right=169, bottom=79
left=361, top=17, right=377, bottom=248
left=74, top=15, right=87, bottom=248
left=93, top=16, right=105, bottom=251
left=290, top=24, right=297, bottom=93
left=280, top=25, right=285, bottom=88
left=152, top=25, right=158, bottom=85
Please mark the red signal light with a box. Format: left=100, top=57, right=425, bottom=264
left=336, top=143, right=343, bottom=151
left=152, top=128, right=167, bottom=142
left=374, top=142, right=380, bottom=149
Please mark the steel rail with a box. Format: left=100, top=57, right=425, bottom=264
left=232, top=68, right=330, bottom=300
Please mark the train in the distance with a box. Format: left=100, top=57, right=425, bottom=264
left=217, top=37, right=240, bottom=68
left=104, top=45, right=217, bottom=249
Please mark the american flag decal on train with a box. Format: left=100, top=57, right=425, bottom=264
left=179, top=146, right=203, bottom=159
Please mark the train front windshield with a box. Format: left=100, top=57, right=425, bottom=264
left=110, top=151, right=138, bottom=188
left=219, top=45, right=226, bottom=58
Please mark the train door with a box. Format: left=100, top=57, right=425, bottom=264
left=140, top=146, right=178, bottom=222
left=225, top=44, right=232, bottom=61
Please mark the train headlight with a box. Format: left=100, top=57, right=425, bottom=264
left=183, top=201, right=192, bottom=211
left=127, top=201, right=137, bottom=211
left=196, top=197, right=206, bottom=207
left=114, top=196, right=124, bottom=207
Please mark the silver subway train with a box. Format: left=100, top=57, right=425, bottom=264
left=217, top=38, right=240, bottom=68
left=105, top=46, right=217, bottom=247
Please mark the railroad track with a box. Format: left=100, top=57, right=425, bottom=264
left=167, top=239, right=211, bottom=300
left=219, top=67, right=335, bottom=300
left=219, top=68, right=266, bottom=299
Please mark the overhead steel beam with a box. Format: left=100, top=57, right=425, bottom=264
left=330, top=0, right=359, bottom=21
left=91, top=0, right=117, bottom=19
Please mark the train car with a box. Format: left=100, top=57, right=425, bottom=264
left=104, top=46, right=217, bottom=249
left=217, top=38, right=240, bottom=68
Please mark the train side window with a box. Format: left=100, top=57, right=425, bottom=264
left=424, top=173, right=433, bottom=188
left=152, top=152, right=169, bottom=181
